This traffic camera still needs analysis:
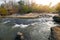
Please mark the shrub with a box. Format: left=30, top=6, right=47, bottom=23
left=0, top=7, right=8, bottom=16
left=55, top=3, right=60, bottom=13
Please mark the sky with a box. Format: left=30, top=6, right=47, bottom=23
left=34, top=0, right=60, bottom=6
left=0, top=0, right=60, bottom=6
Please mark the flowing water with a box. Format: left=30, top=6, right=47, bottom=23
left=0, top=14, right=59, bottom=40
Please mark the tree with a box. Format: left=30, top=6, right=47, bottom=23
left=18, top=0, right=24, bottom=6
left=31, top=2, right=40, bottom=12
left=55, top=3, right=60, bottom=13
left=0, top=7, right=8, bottom=16
left=18, top=0, right=32, bottom=14
left=2, top=0, right=6, bottom=4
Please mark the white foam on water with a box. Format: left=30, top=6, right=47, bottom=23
left=12, top=24, right=29, bottom=28
left=20, top=24, right=29, bottom=28
left=45, top=21, right=57, bottom=31
left=30, top=22, right=37, bottom=25
left=41, top=21, right=57, bottom=31
left=3, top=20, right=11, bottom=24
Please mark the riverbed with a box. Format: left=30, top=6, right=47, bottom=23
left=0, top=14, right=59, bottom=40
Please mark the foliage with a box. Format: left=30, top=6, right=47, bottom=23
left=30, top=3, right=52, bottom=13
left=18, top=0, right=32, bottom=14
left=19, top=5, right=32, bottom=13
left=1, top=0, right=58, bottom=15
left=18, top=0, right=24, bottom=6
left=0, top=7, right=8, bottom=16
left=18, top=1, right=54, bottom=13
left=55, top=3, right=60, bottom=13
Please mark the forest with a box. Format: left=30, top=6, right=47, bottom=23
left=0, top=0, right=60, bottom=16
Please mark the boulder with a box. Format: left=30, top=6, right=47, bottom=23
left=49, top=26, right=60, bottom=40
left=15, top=32, right=24, bottom=40
left=53, top=16, right=60, bottom=23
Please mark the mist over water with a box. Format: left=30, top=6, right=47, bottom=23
left=0, top=14, right=58, bottom=40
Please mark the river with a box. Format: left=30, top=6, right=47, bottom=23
left=0, top=14, right=59, bottom=40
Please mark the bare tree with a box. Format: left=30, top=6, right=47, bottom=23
left=2, top=0, right=6, bottom=4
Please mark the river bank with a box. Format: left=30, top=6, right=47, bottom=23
left=0, top=13, right=40, bottom=19
left=0, top=13, right=59, bottom=19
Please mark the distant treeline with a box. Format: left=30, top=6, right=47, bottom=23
left=0, top=0, right=60, bottom=16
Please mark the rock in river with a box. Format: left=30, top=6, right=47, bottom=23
left=49, top=26, right=60, bottom=40
left=53, top=16, right=60, bottom=23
